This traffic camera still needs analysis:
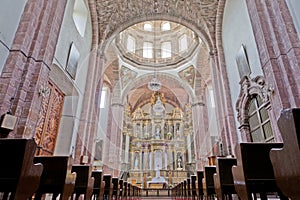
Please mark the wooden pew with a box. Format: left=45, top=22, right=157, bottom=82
left=0, top=138, right=43, bottom=200
left=270, top=108, right=300, bottom=199
left=232, top=143, right=288, bottom=200
left=187, top=178, right=191, bottom=198
left=118, top=179, right=123, bottom=198
left=111, top=177, right=119, bottom=199
left=196, top=171, right=204, bottom=200
left=33, top=156, right=77, bottom=200
left=213, top=157, right=237, bottom=200
left=127, top=182, right=132, bottom=198
left=202, top=166, right=216, bottom=200
left=91, top=170, right=105, bottom=200
left=191, top=175, right=197, bottom=199
left=177, top=182, right=183, bottom=199
left=71, top=164, right=94, bottom=200
left=183, top=179, right=187, bottom=198
left=132, top=184, right=140, bottom=198
left=103, top=174, right=113, bottom=200
left=123, top=181, right=128, bottom=198
left=170, top=184, right=175, bottom=198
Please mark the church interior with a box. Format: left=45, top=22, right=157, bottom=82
left=0, top=0, right=299, bottom=199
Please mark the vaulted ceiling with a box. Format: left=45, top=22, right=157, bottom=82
left=97, top=0, right=219, bottom=112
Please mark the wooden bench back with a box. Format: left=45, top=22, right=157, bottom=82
left=204, top=166, right=216, bottom=187
left=0, top=139, right=31, bottom=183
left=123, top=181, right=128, bottom=197
left=118, top=179, right=123, bottom=197
left=112, top=177, right=119, bottom=196
left=71, top=164, right=94, bottom=199
left=0, top=138, right=43, bottom=199
left=72, top=164, right=92, bottom=187
left=191, top=175, right=197, bottom=196
left=270, top=108, right=300, bottom=199
left=216, top=157, right=237, bottom=185
left=34, top=156, right=71, bottom=188
left=92, top=170, right=103, bottom=190
left=196, top=170, right=204, bottom=195
left=238, top=143, right=283, bottom=180
left=103, top=174, right=113, bottom=198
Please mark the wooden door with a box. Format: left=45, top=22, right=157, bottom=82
left=34, top=81, right=64, bottom=155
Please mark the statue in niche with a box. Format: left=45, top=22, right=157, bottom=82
left=177, top=152, right=183, bottom=169
left=134, top=152, right=139, bottom=169
left=176, top=129, right=180, bottom=138
left=155, top=127, right=161, bottom=139
left=177, top=158, right=182, bottom=169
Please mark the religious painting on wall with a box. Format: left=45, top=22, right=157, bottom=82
left=66, top=42, right=80, bottom=80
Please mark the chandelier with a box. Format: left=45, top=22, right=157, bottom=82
left=148, top=77, right=162, bottom=92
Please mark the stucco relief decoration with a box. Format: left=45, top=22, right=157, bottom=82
left=236, top=75, right=274, bottom=126
left=185, top=103, right=192, bottom=125
left=96, top=0, right=219, bottom=42
left=132, top=107, right=145, bottom=120
left=178, top=65, right=195, bottom=88
left=120, top=65, right=137, bottom=89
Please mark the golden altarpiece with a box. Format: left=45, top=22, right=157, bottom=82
left=121, top=92, right=196, bottom=188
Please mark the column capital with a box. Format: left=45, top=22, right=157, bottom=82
left=111, top=102, right=124, bottom=107
left=191, top=101, right=205, bottom=107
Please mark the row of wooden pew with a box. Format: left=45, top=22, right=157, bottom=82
left=171, top=145, right=286, bottom=200
left=0, top=138, right=141, bottom=200
left=171, top=108, right=300, bottom=200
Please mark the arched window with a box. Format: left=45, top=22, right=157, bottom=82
left=248, top=95, right=274, bottom=142
left=72, top=0, right=88, bottom=37
left=143, top=42, right=153, bottom=58
left=99, top=88, right=107, bottom=108
left=144, top=23, right=153, bottom=31
left=126, top=35, right=136, bottom=53
left=161, top=41, right=171, bottom=58
left=236, top=76, right=274, bottom=142
left=179, top=34, right=188, bottom=52
left=161, top=22, right=171, bottom=31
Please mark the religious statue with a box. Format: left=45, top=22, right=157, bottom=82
left=177, top=158, right=182, bottom=169
left=177, top=153, right=183, bottom=169
left=155, top=127, right=161, bottom=139
left=134, top=153, right=139, bottom=169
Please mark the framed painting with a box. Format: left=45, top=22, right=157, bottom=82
left=66, top=42, right=80, bottom=79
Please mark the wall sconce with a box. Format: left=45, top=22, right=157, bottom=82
left=38, top=84, right=50, bottom=97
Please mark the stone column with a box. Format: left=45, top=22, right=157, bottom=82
left=125, top=134, right=130, bottom=163
left=149, top=151, right=153, bottom=170
left=0, top=0, right=67, bottom=138
left=168, top=148, right=173, bottom=170
left=246, top=0, right=300, bottom=140
left=192, top=100, right=208, bottom=170
left=214, top=0, right=239, bottom=155
left=164, top=149, right=168, bottom=169
left=144, top=149, right=148, bottom=170
left=110, top=101, right=124, bottom=175
left=187, top=134, right=192, bottom=163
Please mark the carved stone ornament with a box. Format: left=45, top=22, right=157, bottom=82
left=236, top=75, right=274, bottom=127
left=96, top=0, right=219, bottom=41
